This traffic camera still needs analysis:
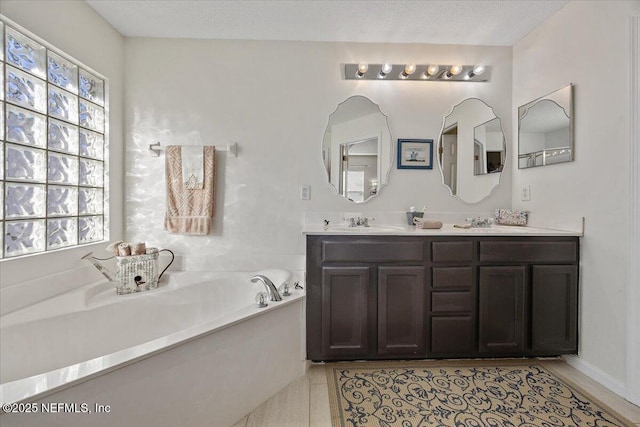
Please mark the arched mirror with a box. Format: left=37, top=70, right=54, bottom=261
left=438, top=98, right=506, bottom=204
left=322, top=96, right=392, bottom=203
left=518, top=84, right=573, bottom=168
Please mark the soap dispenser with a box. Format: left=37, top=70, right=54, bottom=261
left=406, top=206, right=424, bottom=226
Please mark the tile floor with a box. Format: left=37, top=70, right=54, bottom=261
left=231, top=359, right=640, bottom=427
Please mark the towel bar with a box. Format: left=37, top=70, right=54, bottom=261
left=149, top=141, right=237, bottom=158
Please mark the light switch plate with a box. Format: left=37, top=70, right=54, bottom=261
left=300, top=185, right=311, bottom=200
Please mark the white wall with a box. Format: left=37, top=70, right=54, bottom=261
left=519, top=132, right=546, bottom=155
left=124, top=39, right=512, bottom=271
left=0, top=1, right=125, bottom=313
left=512, top=0, right=640, bottom=391
left=486, top=131, right=504, bottom=152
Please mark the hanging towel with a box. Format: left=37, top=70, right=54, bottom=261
left=165, top=145, right=216, bottom=235
left=181, top=145, right=204, bottom=189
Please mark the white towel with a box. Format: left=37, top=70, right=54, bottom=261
left=181, top=145, right=204, bottom=190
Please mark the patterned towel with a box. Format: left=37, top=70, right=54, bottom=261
left=165, top=145, right=216, bottom=235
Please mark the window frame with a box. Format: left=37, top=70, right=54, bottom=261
left=0, top=17, right=110, bottom=260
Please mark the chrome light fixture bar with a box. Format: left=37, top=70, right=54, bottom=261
left=345, top=63, right=491, bottom=82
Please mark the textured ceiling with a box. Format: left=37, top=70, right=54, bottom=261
left=85, top=0, right=568, bottom=46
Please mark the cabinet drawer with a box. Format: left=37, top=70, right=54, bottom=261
left=433, top=267, right=473, bottom=289
left=322, top=241, right=424, bottom=263
left=479, top=241, right=577, bottom=263
left=432, top=291, right=473, bottom=313
left=432, top=241, right=474, bottom=263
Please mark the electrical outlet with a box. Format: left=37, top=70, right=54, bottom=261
left=300, top=185, right=311, bottom=200
left=521, top=185, right=531, bottom=201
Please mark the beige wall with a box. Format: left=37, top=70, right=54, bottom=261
left=512, top=0, right=640, bottom=392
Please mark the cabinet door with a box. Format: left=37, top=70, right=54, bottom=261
left=479, top=266, right=526, bottom=354
left=431, top=316, right=475, bottom=355
left=532, top=265, right=578, bottom=353
left=377, top=266, right=426, bottom=356
left=321, top=266, right=372, bottom=358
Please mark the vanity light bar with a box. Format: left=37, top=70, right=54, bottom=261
left=345, top=63, right=491, bottom=82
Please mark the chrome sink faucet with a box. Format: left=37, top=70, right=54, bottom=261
left=345, top=216, right=374, bottom=227
left=251, top=275, right=283, bottom=301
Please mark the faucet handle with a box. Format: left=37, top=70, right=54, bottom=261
left=255, top=292, right=269, bottom=308
left=278, top=282, right=291, bottom=297
left=361, top=217, right=375, bottom=227
left=344, top=217, right=357, bottom=227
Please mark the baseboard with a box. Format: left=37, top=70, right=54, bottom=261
left=563, top=355, right=627, bottom=398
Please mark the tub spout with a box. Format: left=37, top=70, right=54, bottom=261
left=251, top=275, right=283, bottom=301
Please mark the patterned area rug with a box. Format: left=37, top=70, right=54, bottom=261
left=326, top=361, right=633, bottom=427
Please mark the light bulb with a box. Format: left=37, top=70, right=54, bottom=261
left=378, top=63, right=393, bottom=79
left=427, top=64, right=440, bottom=76
left=465, top=64, right=486, bottom=80
left=443, top=64, right=463, bottom=79
left=400, top=63, right=416, bottom=79
left=356, top=62, right=369, bottom=78
left=472, top=64, right=485, bottom=75
left=450, top=65, right=463, bottom=75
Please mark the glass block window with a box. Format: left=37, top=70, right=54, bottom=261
left=1, top=19, right=108, bottom=258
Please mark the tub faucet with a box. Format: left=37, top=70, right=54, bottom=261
left=251, top=275, right=283, bottom=301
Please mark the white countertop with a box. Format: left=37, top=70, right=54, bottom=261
left=302, top=223, right=582, bottom=237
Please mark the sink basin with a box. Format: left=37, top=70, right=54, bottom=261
left=462, top=227, right=507, bottom=233
left=457, top=226, right=533, bottom=233
left=326, top=224, right=406, bottom=232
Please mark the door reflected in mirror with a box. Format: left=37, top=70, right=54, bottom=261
left=518, top=84, right=573, bottom=169
left=340, top=137, right=379, bottom=202
left=322, top=96, right=391, bottom=203
left=438, top=98, right=506, bottom=204
left=474, top=117, right=505, bottom=175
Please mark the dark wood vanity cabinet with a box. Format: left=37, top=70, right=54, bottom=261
left=306, top=236, right=427, bottom=360
left=306, top=235, right=579, bottom=361
left=476, top=241, right=579, bottom=358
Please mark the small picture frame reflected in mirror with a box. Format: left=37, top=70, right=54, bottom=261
left=397, top=139, right=433, bottom=169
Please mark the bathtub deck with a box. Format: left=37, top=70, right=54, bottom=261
left=232, top=360, right=640, bottom=427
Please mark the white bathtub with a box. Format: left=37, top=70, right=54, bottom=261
left=0, top=269, right=305, bottom=427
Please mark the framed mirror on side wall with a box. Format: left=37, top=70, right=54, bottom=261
left=437, top=98, right=506, bottom=204
left=322, top=96, right=392, bottom=203
left=518, top=84, right=574, bottom=169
